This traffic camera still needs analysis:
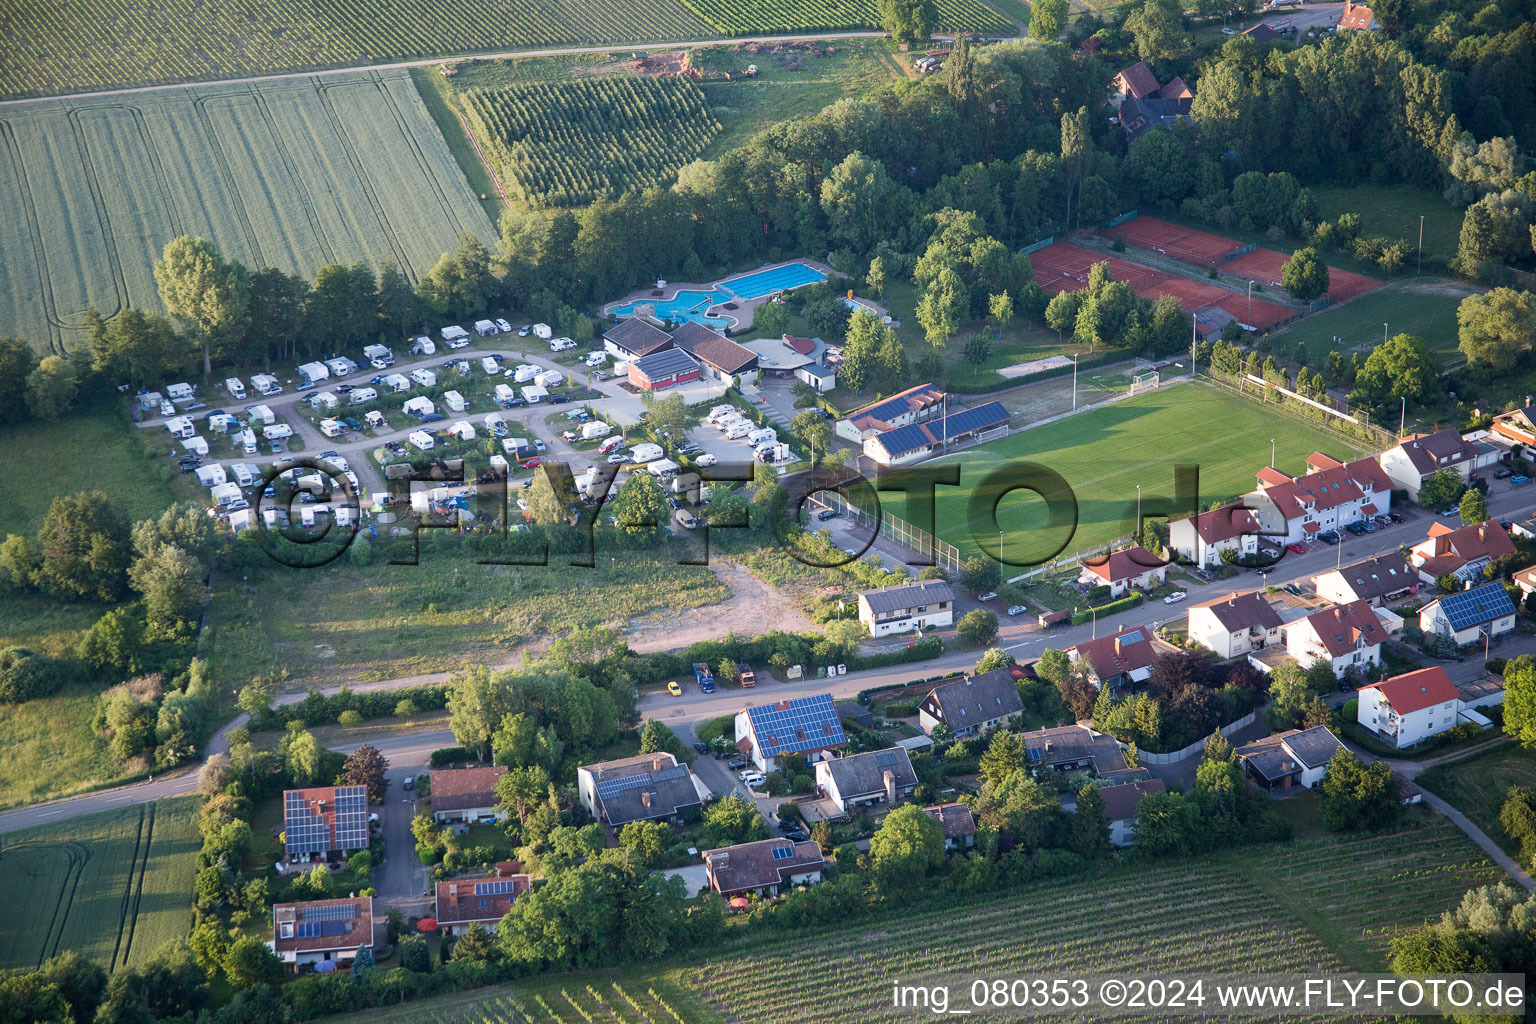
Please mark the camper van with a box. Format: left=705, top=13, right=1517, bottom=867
left=550, top=337, right=577, bottom=352
left=182, top=436, right=209, bottom=456
left=725, top=421, right=751, bottom=440
left=363, top=344, right=394, bottom=367
left=521, top=386, right=547, bottom=404
left=409, top=368, right=437, bottom=387
left=441, top=325, right=470, bottom=349
left=349, top=386, right=377, bottom=405
left=581, top=420, right=612, bottom=440
left=320, top=418, right=346, bottom=438
left=364, top=410, right=388, bottom=431
left=513, top=364, right=541, bottom=383
left=309, top=391, right=339, bottom=411
left=532, top=323, right=552, bottom=340
left=597, top=435, right=625, bottom=455
left=747, top=427, right=778, bottom=446
left=263, top=423, right=293, bottom=441
left=646, top=458, right=679, bottom=479
left=324, top=357, right=355, bottom=378
left=224, top=378, right=246, bottom=400
left=250, top=374, right=282, bottom=396
left=630, top=442, right=664, bottom=464
left=247, top=404, right=275, bottom=426
left=166, top=382, right=194, bottom=403
left=408, top=430, right=435, bottom=451
left=713, top=414, right=744, bottom=432
left=443, top=390, right=467, bottom=413
left=473, top=319, right=500, bottom=337
left=534, top=370, right=564, bottom=388
left=195, top=464, right=227, bottom=488
left=493, top=383, right=516, bottom=404
left=583, top=350, right=608, bottom=367
left=480, top=356, right=501, bottom=375
left=229, top=463, right=258, bottom=488
left=240, top=429, right=258, bottom=454
left=411, top=336, right=436, bottom=357
left=164, top=416, right=194, bottom=439
left=674, top=508, right=700, bottom=530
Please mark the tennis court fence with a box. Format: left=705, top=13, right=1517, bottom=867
left=825, top=492, right=962, bottom=573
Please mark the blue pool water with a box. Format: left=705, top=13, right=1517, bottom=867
left=609, top=288, right=732, bottom=328
left=724, top=262, right=826, bottom=299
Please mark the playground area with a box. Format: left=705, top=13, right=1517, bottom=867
left=602, top=259, right=830, bottom=331
left=1102, top=215, right=1382, bottom=303
left=1029, top=242, right=1295, bottom=330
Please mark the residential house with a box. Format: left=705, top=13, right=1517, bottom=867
left=283, top=786, right=369, bottom=861
left=1109, top=61, right=1193, bottom=142
left=1283, top=600, right=1387, bottom=678
left=1313, top=553, right=1418, bottom=607
left=433, top=875, right=531, bottom=936
left=814, top=747, right=918, bottom=815
left=1246, top=452, right=1393, bottom=544
left=704, top=838, right=824, bottom=898
left=1242, top=22, right=1282, bottom=43
left=1409, top=520, right=1516, bottom=586
left=1491, top=405, right=1536, bottom=448
left=1236, top=725, right=1344, bottom=789
left=1514, top=565, right=1536, bottom=600
left=1077, top=545, right=1168, bottom=598
left=576, top=752, right=710, bottom=827
left=628, top=348, right=701, bottom=392
left=603, top=318, right=673, bottom=361
left=917, top=668, right=1024, bottom=737
left=670, top=321, right=759, bottom=382
left=735, top=694, right=847, bottom=773
left=1098, top=778, right=1167, bottom=847
left=923, top=803, right=977, bottom=850
left=1357, top=667, right=1461, bottom=749
left=1339, top=0, right=1379, bottom=30
left=430, top=765, right=508, bottom=825
left=862, top=402, right=1010, bottom=466
left=1067, top=625, right=1171, bottom=690
left=270, top=897, right=374, bottom=970
left=1024, top=724, right=1134, bottom=777
left=856, top=579, right=954, bottom=637
left=834, top=383, right=945, bottom=443
left=1378, top=429, right=1481, bottom=501
left=1187, top=591, right=1284, bottom=659
left=1418, top=582, right=1517, bottom=647
left=1168, top=504, right=1263, bottom=568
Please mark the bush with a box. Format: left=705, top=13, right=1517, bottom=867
left=0, top=647, right=60, bottom=704
left=416, top=845, right=440, bottom=865
left=337, top=709, right=364, bottom=728
left=429, top=746, right=475, bottom=767
left=1069, top=592, right=1145, bottom=626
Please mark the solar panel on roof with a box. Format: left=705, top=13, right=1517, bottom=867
left=594, top=771, right=655, bottom=801
left=771, top=844, right=794, bottom=860
left=304, top=902, right=358, bottom=922
left=474, top=879, right=521, bottom=896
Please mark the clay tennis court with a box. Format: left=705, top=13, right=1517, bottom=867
left=1102, top=215, right=1382, bottom=302
left=1030, top=242, right=1294, bottom=330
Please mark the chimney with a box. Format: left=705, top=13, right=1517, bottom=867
left=883, top=769, right=897, bottom=806
left=1280, top=759, right=1294, bottom=772
left=1114, top=636, right=1124, bottom=654
left=641, top=791, right=652, bottom=808
left=1228, top=593, right=1237, bottom=606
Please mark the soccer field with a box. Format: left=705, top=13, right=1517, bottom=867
left=0, top=69, right=497, bottom=354
left=885, top=383, right=1369, bottom=566
left=0, top=798, right=200, bottom=971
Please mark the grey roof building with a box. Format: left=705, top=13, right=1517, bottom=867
left=604, top=318, right=674, bottom=359
left=815, top=747, right=918, bottom=813
left=919, top=667, right=1024, bottom=737
left=1237, top=725, right=1344, bottom=790
left=577, top=752, right=710, bottom=827
left=856, top=579, right=955, bottom=637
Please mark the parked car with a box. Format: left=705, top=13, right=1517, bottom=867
left=1317, top=531, right=1339, bottom=545
left=777, top=818, right=801, bottom=833
left=728, top=758, right=746, bottom=770
left=817, top=509, right=838, bottom=521
left=738, top=768, right=761, bottom=782
left=1512, top=475, right=1530, bottom=485
left=692, top=742, right=709, bottom=755
left=1007, top=604, right=1027, bottom=616
left=518, top=324, right=532, bottom=337
left=666, top=681, right=682, bottom=697
left=1162, top=591, right=1187, bottom=604
left=1286, top=543, right=1307, bottom=555
left=607, top=453, right=633, bottom=464
left=783, top=829, right=810, bottom=842
left=977, top=591, right=998, bottom=602
left=1284, top=583, right=1303, bottom=596
left=696, top=453, right=718, bottom=467
left=495, top=318, right=513, bottom=333
left=741, top=772, right=767, bottom=788
left=1440, top=506, right=1460, bottom=516
left=534, top=439, right=546, bottom=453
left=1388, top=511, right=1405, bottom=523
left=1496, top=468, right=1513, bottom=479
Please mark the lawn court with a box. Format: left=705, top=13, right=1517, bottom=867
left=1416, top=742, right=1536, bottom=857
left=883, top=382, right=1367, bottom=565
left=1272, top=279, right=1474, bottom=357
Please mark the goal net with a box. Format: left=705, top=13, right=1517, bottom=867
left=1130, top=371, right=1160, bottom=394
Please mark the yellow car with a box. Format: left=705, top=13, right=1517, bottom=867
left=666, top=681, right=683, bottom=697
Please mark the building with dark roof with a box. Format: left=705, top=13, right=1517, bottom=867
left=1491, top=406, right=1536, bottom=448
left=1025, top=724, right=1134, bottom=777
left=1358, top=667, right=1462, bottom=749
left=1188, top=590, right=1284, bottom=659
left=271, top=897, right=375, bottom=969
left=794, top=362, right=837, bottom=393
left=704, top=837, right=824, bottom=897
left=1242, top=22, right=1282, bottom=43
left=735, top=693, right=848, bottom=772
left=1098, top=778, right=1166, bottom=846
left=627, top=347, right=702, bottom=391
left=862, top=401, right=1009, bottom=466
left=1418, top=582, right=1517, bottom=646
left=1168, top=503, right=1263, bottom=567
left=434, top=874, right=531, bottom=936
left=1110, top=61, right=1194, bottom=141
left=604, top=318, right=673, bottom=360
left=918, top=668, right=1024, bottom=737
left=923, top=803, right=977, bottom=849
left=1410, top=520, right=1516, bottom=585
left=283, top=786, right=369, bottom=860
left=1077, top=544, right=1168, bottom=598
left=1247, top=452, right=1393, bottom=544
left=670, top=321, right=759, bottom=380
left=834, top=383, right=945, bottom=443
left=1068, top=625, right=1173, bottom=690
left=1119, top=95, right=1194, bottom=143
left=1379, top=429, right=1483, bottom=501
left=815, top=747, right=918, bottom=814
left=430, top=765, right=508, bottom=825
left=1314, top=553, right=1418, bottom=607
left=1237, top=726, right=1344, bottom=789
left=1283, top=600, right=1388, bottom=678
left=856, top=579, right=954, bottom=637
left=576, top=752, right=709, bottom=826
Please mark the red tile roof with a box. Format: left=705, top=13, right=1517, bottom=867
left=1115, top=60, right=1161, bottom=100
left=1080, top=545, right=1165, bottom=584
left=1300, top=600, right=1385, bottom=658
left=1071, top=626, right=1160, bottom=681
left=431, top=765, right=508, bottom=812
left=782, top=335, right=816, bottom=356
left=272, top=897, right=374, bottom=956
left=1259, top=457, right=1390, bottom=522
left=1179, top=504, right=1261, bottom=545
left=1361, top=667, right=1459, bottom=715
left=1340, top=2, right=1377, bottom=29
left=435, top=875, right=531, bottom=926
left=1412, top=521, right=1515, bottom=571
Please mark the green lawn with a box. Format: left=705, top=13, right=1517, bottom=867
left=0, top=798, right=200, bottom=971
left=1416, top=741, right=1536, bottom=858
left=1310, top=184, right=1466, bottom=268
left=1271, top=279, right=1475, bottom=359
left=884, top=381, right=1366, bottom=565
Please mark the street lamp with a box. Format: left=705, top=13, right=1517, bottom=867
left=1247, top=280, right=1253, bottom=323
left=1136, top=485, right=1142, bottom=536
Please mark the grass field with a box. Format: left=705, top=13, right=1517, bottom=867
left=323, top=814, right=1500, bottom=1023
left=1271, top=279, right=1475, bottom=359
left=1417, top=742, right=1536, bottom=858
left=1309, top=184, right=1466, bottom=269
left=0, top=69, right=496, bottom=353
left=884, top=381, right=1366, bottom=565
left=676, top=0, right=1008, bottom=34
left=0, top=798, right=200, bottom=971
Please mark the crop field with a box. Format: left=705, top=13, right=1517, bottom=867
left=1417, top=743, right=1536, bottom=857
left=0, top=798, right=200, bottom=971
left=0, top=69, right=496, bottom=353
left=328, top=817, right=1499, bottom=1024
left=461, top=79, right=721, bottom=209
left=0, top=0, right=714, bottom=99
left=677, top=0, right=1010, bottom=34
left=883, top=382, right=1365, bottom=564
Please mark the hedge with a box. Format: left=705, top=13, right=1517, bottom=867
left=945, top=350, right=1125, bottom=395
left=847, top=637, right=943, bottom=671
left=429, top=746, right=476, bottom=767
left=249, top=683, right=450, bottom=732
left=1070, top=591, right=1145, bottom=626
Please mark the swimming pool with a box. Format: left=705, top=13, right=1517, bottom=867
left=609, top=288, right=733, bottom=328
left=723, top=262, right=826, bottom=299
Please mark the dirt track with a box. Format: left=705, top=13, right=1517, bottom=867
left=622, top=559, right=816, bottom=653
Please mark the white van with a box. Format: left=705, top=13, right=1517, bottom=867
left=349, top=386, right=378, bottom=405
left=263, top=423, right=293, bottom=440
left=225, top=378, right=246, bottom=400
left=408, top=429, right=435, bottom=451
left=598, top=435, right=625, bottom=455
left=748, top=427, right=777, bottom=446
left=240, top=429, right=258, bottom=454
left=725, top=421, right=751, bottom=440
left=443, top=390, right=467, bottom=412
left=584, top=351, right=607, bottom=367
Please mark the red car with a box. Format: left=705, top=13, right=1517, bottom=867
left=522, top=457, right=541, bottom=469
left=1286, top=542, right=1307, bottom=555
